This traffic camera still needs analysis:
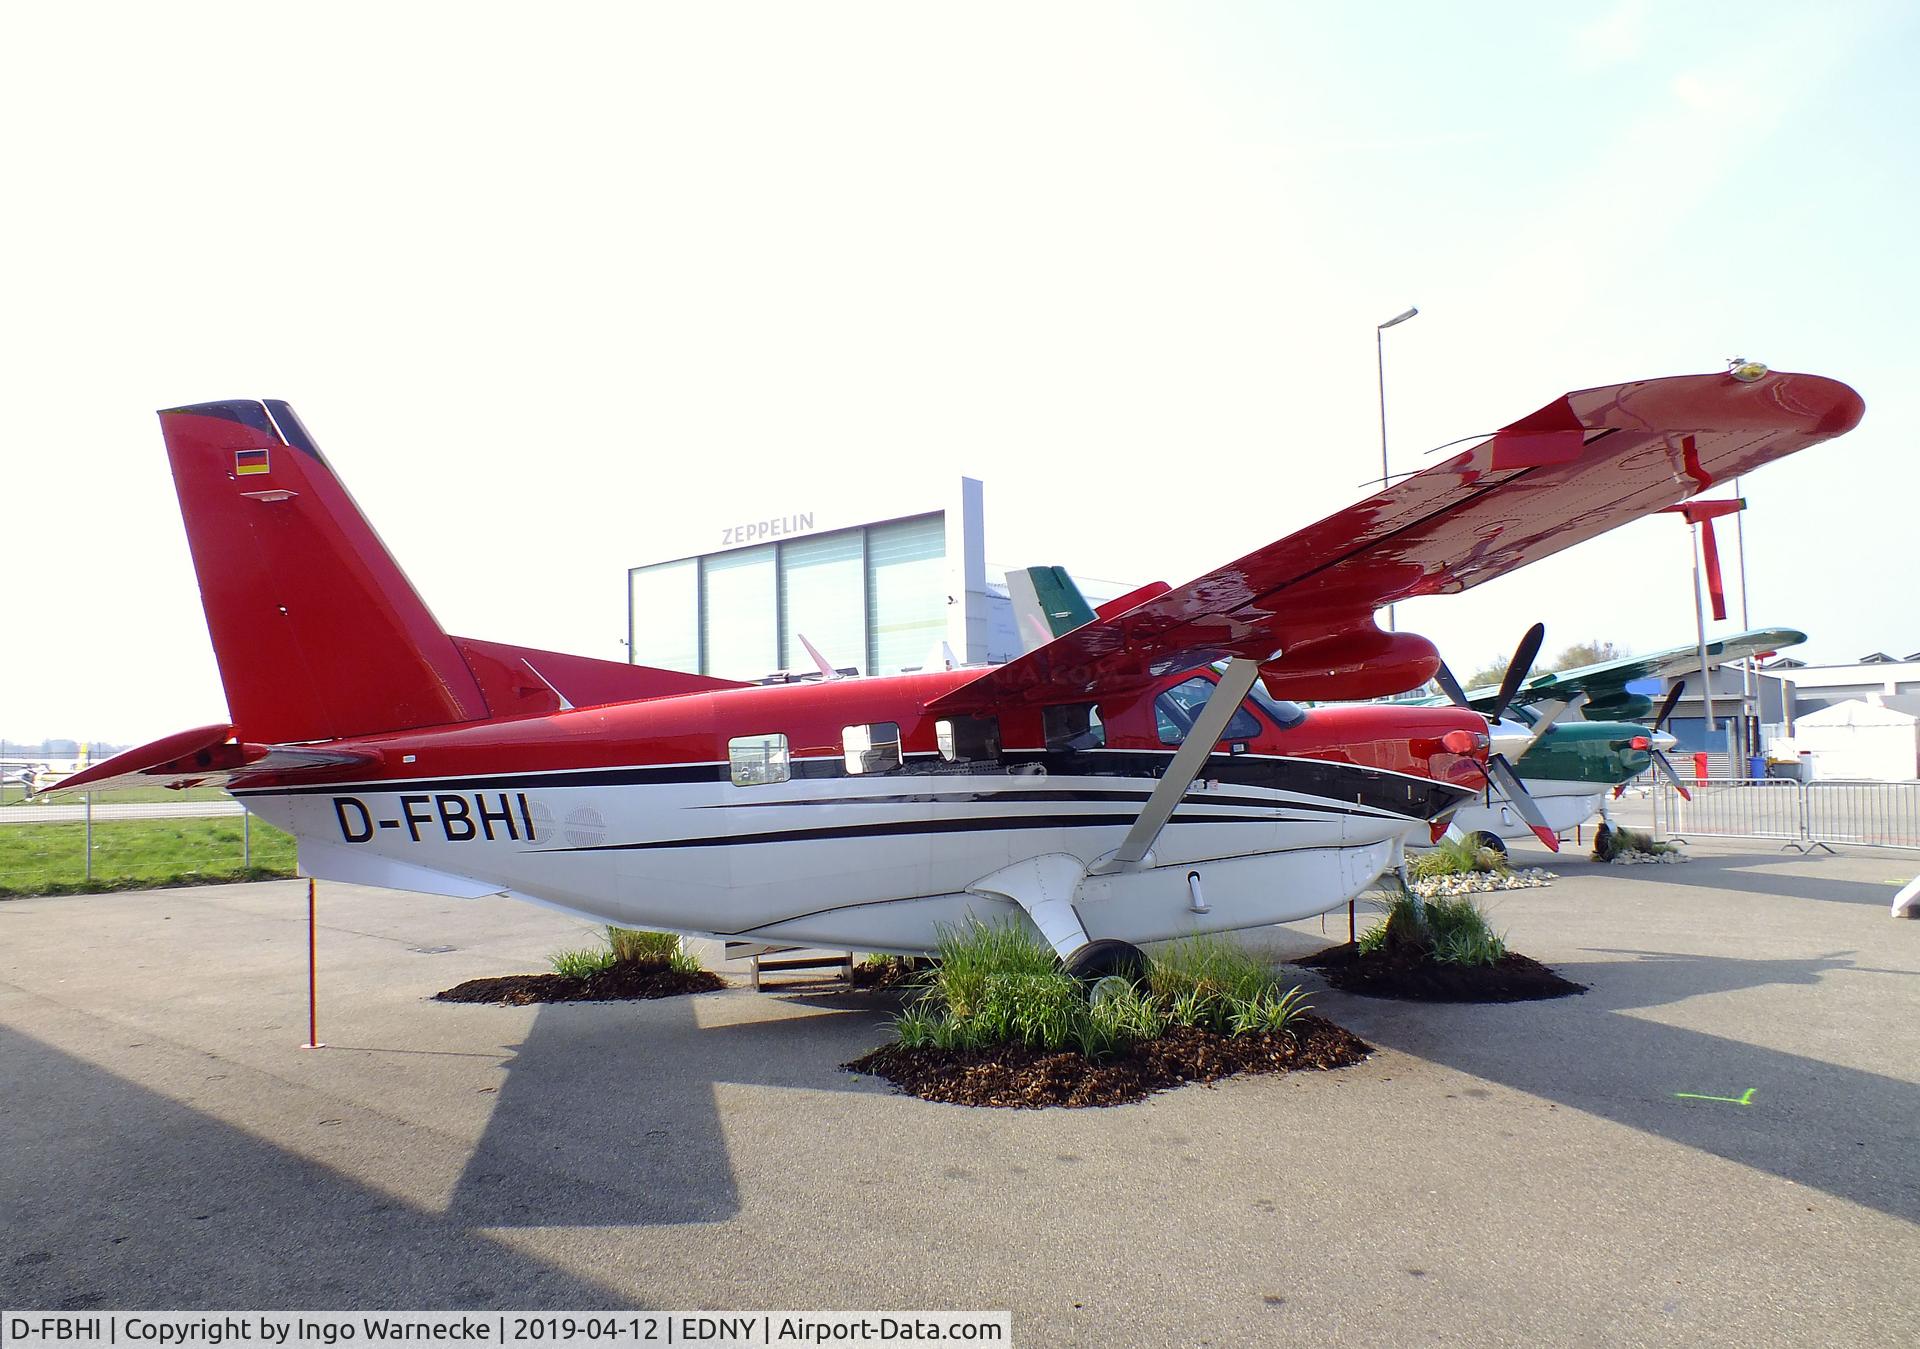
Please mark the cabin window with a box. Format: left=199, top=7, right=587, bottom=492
left=1156, top=677, right=1263, bottom=746
left=729, top=733, right=790, bottom=786
left=937, top=714, right=1001, bottom=763
left=1043, top=702, right=1105, bottom=751
left=843, top=722, right=903, bottom=775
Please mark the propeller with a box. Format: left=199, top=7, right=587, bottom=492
left=1432, top=623, right=1559, bottom=852
left=1650, top=679, right=1685, bottom=733
left=1642, top=678, right=1692, bottom=801
left=1488, top=622, right=1545, bottom=722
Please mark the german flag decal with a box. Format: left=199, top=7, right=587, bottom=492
left=234, top=448, right=270, bottom=476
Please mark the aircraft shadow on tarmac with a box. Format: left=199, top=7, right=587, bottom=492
left=1318, top=945, right=1920, bottom=1224
left=1, top=984, right=905, bottom=1307
left=0, top=1025, right=639, bottom=1309
left=441, top=986, right=897, bottom=1232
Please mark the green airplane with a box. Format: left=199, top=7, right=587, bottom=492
left=1412, top=625, right=1804, bottom=848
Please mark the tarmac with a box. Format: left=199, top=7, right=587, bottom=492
left=2, top=840, right=1916, bottom=1345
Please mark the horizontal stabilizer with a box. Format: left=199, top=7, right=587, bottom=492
left=452, top=637, right=747, bottom=717
left=37, top=724, right=370, bottom=795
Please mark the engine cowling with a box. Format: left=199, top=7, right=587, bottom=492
left=1582, top=689, right=1654, bottom=720
left=1259, top=627, right=1440, bottom=701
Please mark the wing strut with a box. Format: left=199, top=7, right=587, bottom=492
left=1092, top=657, right=1264, bottom=875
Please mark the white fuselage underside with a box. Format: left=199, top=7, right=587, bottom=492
left=1447, top=775, right=1606, bottom=842
left=242, top=757, right=1457, bottom=953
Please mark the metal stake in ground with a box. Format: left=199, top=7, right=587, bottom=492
left=300, top=876, right=325, bottom=1050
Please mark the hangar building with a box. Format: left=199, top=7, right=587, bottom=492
left=627, top=477, right=1026, bottom=682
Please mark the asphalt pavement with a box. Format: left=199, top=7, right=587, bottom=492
left=1, top=840, right=1915, bottom=1345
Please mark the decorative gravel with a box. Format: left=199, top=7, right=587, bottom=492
left=1410, top=867, right=1557, bottom=898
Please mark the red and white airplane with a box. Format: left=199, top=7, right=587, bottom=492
left=49, top=369, right=1862, bottom=977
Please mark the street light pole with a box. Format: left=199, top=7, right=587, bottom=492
left=1376, top=306, right=1418, bottom=632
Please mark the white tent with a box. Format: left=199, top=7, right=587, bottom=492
left=1793, top=699, right=1920, bottom=781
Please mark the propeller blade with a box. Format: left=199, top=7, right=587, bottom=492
left=1433, top=660, right=1471, bottom=709
left=1489, top=622, right=1546, bottom=722
left=1648, top=748, right=1694, bottom=802
left=1651, top=679, right=1686, bottom=732
left=1483, top=753, right=1560, bottom=852
left=1515, top=693, right=1587, bottom=759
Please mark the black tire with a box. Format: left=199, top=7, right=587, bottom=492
left=1592, top=821, right=1613, bottom=859
left=1063, top=939, right=1151, bottom=986
left=1472, top=831, right=1509, bottom=857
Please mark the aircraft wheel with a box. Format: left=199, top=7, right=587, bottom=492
left=1063, top=939, right=1151, bottom=987
left=1592, top=822, right=1613, bottom=857
left=1471, top=831, right=1508, bottom=857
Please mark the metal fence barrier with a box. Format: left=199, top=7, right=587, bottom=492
left=1804, top=780, right=1920, bottom=851
left=1653, top=776, right=1920, bottom=853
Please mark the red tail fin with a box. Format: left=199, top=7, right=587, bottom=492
left=160, top=400, right=490, bottom=744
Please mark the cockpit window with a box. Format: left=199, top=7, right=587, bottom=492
left=1243, top=677, right=1307, bottom=730
left=1156, top=677, right=1264, bottom=746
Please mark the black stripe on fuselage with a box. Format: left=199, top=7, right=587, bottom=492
left=526, top=809, right=1301, bottom=854
left=695, top=788, right=1348, bottom=815
left=233, top=749, right=1470, bottom=820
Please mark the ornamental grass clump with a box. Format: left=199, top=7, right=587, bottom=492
left=1408, top=834, right=1509, bottom=880
left=551, top=927, right=704, bottom=980
left=1357, top=884, right=1508, bottom=968
left=889, top=923, right=1313, bottom=1059
left=549, top=946, right=617, bottom=980
left=909, top=923, right=1088, bottom=1051
left=1593, top=823, right=1677, bottom=862
left=607, top=926, right=705, bottom=973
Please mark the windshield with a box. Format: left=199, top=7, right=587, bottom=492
left=1207, top=661, right=1307, bottom=731
left=1244, top=678, right=1307, bottom=730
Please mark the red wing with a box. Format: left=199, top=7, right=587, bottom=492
left=927, top=368, right=1862, bottom=713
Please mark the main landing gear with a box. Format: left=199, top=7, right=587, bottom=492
left=1471, top=831, right=1509, bottom=858
left=1062, top=939, right=1151, bottom=985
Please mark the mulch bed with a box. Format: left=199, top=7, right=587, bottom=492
left=845, top=1016, right=1370, bottom=1108
left=1295, top=943, right=1584, bottom=1003
left=434, top=965, right=725, bottom=1006
left=846, top=957, right=928, bottom=992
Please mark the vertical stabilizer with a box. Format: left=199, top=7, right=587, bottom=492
left=159, top=400, right=489, bottom=744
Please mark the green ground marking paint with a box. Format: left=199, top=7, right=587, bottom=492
left=1673, top=1088, right=1756, bottom=1106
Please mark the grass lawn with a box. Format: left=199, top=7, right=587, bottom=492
left=0, top=817, right=297, bottom=897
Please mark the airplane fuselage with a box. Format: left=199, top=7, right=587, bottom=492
left=235, top=667, right=1489, bottom=952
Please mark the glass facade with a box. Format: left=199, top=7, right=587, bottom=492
left=629, top=513, right=947, bottom=680
left=699, top=545, right=777, bottom=680
left=627, top=557, right=699, bottom=675
left=866, top=516, right=947, bottom=676
left=779, top=531, right=867, bottom=675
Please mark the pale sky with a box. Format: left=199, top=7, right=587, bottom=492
left=3, top=1, right=1915, bottom=745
